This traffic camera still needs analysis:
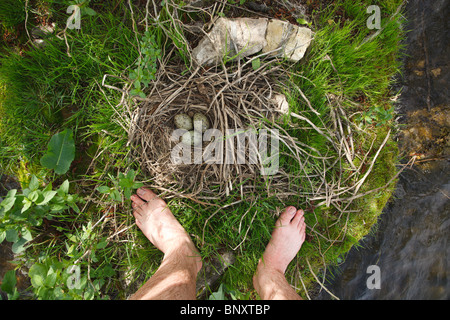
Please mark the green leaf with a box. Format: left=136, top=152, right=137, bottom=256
left=110, top=189, right=121, bottom=202
left=1, top=270, right=17, bottom=295
left=96, top=239, right=108, bottom=249
left=21, top=198, right=32, bottom=213
left=21, top=228, right=33, bottom=241
left=0, top=230, right=6, bottom=244
left=252, top=58, right=261, bottom=71
left=97, top=186, right=111, bottom=194
left=5, top=228, right=18, bottom=243
left=12, top=237, right=29, bottom=254
left=29, top=175, right=39, bottom=191
left=296, top=18, right=309, bottom=25
left=37, top=190, right=57, bottom=205
left=40, top=129, right=75, bottom=175
left=29, top=264, right=48, bottom=288
left=69, top=202, right=80, bottom=214
left=59, top=180, right=70, bottom=194
left=82, top=7, right=96, bottom=16
left=132, top=182, right=144, bottom=189
left=123, top=188, right=132, bottom=200
left=209, top=284, right=227, bottom=300
left=27, top=190, right=39, bottom=203
left=44, top=267, right=57, bottom=287
left=126, top=170, right=137, bottom=180
left=0, top=189, right=17, bottom=213
left=119, top=178, right=133, bottom=189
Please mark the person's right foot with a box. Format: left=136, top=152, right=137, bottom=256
left=130, top=187, right=202, bottom=272
left=259, top=206, right=306, bottom=274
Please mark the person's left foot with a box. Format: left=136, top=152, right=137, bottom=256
left=131, top=187, right=202, bottom=271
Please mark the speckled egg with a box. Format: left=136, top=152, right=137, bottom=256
left=181, top=130, right=202, bottom=146
left=193, top=113, right=210, bottom=133
left=174, top=113, right=193, bottom=130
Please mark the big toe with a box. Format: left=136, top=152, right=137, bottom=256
left=278, top=206, right=297, bottom=226
left=136, top=187, right=158, bottom=201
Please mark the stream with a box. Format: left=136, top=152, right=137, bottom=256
left=316, top=0, right=449, bottom=300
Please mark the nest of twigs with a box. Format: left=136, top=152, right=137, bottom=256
left=128, top=55, right=295, bottom=200
left=106, top=1, right=401, bottom=212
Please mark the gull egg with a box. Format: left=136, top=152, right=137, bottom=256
left=193, top=113, right=210, bottom=133
left=181, top=130, right=202, bottom=146
left=174, top=113, right=193, bottom=130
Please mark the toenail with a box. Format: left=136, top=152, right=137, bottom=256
left=137, top=188, right=146, bottom=196
left=287, top=207, right=296, bottom=214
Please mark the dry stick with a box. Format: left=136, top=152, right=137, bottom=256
left=333, top=105, right=356, bottom=170
left=329, top=156, right=415, bottom=206
left=297, top=269, right=311, bottom=300
left=308, top=132, right=383, bottom=204
left=290, top=112, right=334, bottom=144
left=233, top=209, right=258, bottom=251
left=353, top=129, right=391, bottom=195
left=153, top=66, right=201, bottom=115
left=292, top=83, right=321, bottom=116
left=306, top=258, right=340, bottom=300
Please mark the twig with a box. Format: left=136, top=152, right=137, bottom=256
left=306, top=258, right=340, bottom=300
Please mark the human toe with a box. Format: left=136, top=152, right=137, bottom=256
left=136, top=187, right=156, bottom=201
left=292, top=209, right=304, bottom=226
left=278, top=206, right=297, bottom=226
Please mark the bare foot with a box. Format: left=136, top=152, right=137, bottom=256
left=260, top=206, right=306, bottom=273
left=131, top=187, right=202, bottom=271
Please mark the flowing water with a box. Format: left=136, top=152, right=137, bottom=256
left=316, top=0, right=449, bottom=300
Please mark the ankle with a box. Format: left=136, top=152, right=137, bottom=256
left=253, top=263, right=285, bottom=300
left=258, top=254, right=287, bottom=275
left=163, top=241, right=202, bottom=273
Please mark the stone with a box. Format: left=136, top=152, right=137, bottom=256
left=31, top=24, right=55, bottom=39
left=262, top=19, right=293, bottom=55
left=192, top=17, right=268, bottom=66
left=192, top=17, right=312, bottom=66
left=283, top=25, right=312, bottom=61
left=262, top=19, right=312, bottom=61
left=272, top=93, right=290, bottom=115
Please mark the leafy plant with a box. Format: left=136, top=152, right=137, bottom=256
left=28, top=256, right=107, bottom=300
left=374, top=105, right=395, bottom=126
left=0, top=175, right=82, bottom=253
left=296, top=18, right=312, bottom=27
left=208, top=283, right=251, bottom=300
left=0, top=269, right=20, bottom=300
left=68, top=0, right=97, bottom=17
left=40, top=129, right=76, bottom=175
left=96, top=169, right=143, bottom=201
left=129, top=31, right=161, bottom=98
left=356, top=105, right=395, bottom=127
left=251, top=58, right=261, bottom=71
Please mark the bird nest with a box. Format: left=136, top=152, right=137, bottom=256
left=128, top=58, right=296, bottom=201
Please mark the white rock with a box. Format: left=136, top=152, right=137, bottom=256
left=272, top=93, right=290, bottom=114
left=263, top=20, right=312, bottom=62
left=262, top=19, right=293, bottom=55
left=283, top=26, right=312, bottom=61
left=192, top=18, right=311, bottom=66
left=192, top=17, right=268, bottom=66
